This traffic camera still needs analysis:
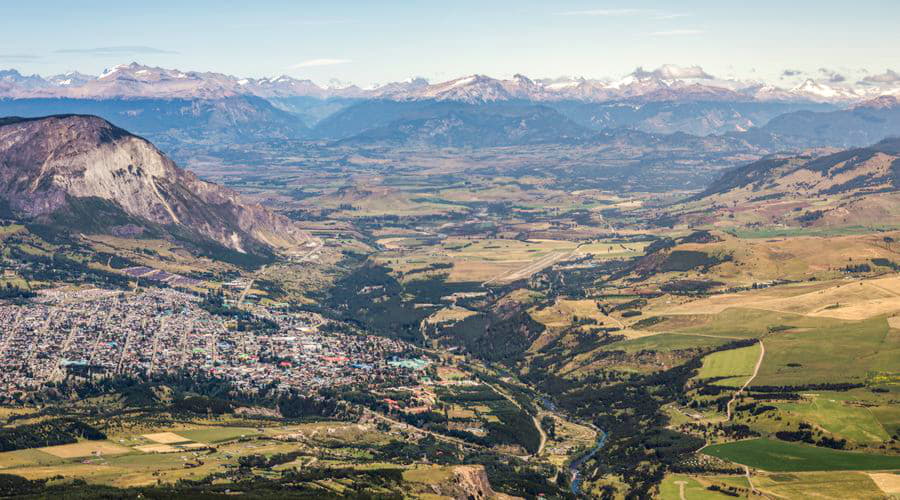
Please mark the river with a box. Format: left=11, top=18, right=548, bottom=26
left=569, top=429, right=608, bottom=496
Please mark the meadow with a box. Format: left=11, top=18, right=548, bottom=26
left=702, top=438, right=900, bottom=471
left=694, top=342, right=762, bottom=387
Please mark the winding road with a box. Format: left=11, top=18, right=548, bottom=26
left=726, top=339, right=765, bottom=420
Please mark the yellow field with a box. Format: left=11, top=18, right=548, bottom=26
left=375, top=236, right=580, bottom=283
left=402, top=465, right=454, bottom=484
left=869, top=472, right=900, bottom=495
left=133, top=444, right=180, bottom=453
left=746, top=471, right=888, bottom=499
left=0, top=449, right=59, bottom=468
left=39, top=441, right=132, bottom=458
left=574, top=240, right=648, bottom=259
left=889, top=315, right=900, bottom=329
left=448, top=406, right=476, bottom=419
left=656, top=276, right=900, bottom=321
left=142, top=432, right=191, bottom=444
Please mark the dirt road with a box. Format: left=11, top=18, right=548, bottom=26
left=726, top=339, right=765, bottom=420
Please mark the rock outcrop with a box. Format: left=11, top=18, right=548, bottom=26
left=0, top=114, right=313, bottom=256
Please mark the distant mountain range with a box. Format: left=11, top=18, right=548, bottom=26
left=3, top=63, right=898, bottom=104
left=1, top=63, right=899, bottom=152
left=0, top=115, right=314, bottom=263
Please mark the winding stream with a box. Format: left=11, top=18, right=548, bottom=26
left=569, top=429, right=608, bottom=496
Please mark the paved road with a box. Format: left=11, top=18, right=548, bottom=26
left=482, top=243, right=585, bottom=287
left=483, top=381, right=546, bottom=456
left=726, top=339, right=765, bottom=420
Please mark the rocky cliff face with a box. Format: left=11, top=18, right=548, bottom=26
left=0, top=114, right=313, bottom=255
left=421, top=465, right=522, bottom=500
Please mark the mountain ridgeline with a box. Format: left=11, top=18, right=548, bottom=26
left=0, top=115, right=313, bottom=263
left=2, top=63, right=900, bottom=152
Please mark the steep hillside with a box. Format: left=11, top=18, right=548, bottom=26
left=677, top=137, right=900, bottom=229
left=697, top=137, right=900, bottom=200
left=0, top=115, right=313, bottom=259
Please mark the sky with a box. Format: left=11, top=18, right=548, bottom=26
left=2, top=0, right=900, bottom=87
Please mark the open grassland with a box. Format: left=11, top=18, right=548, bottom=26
left=775, top=395, right=891, bottom=443
left=679, top=308, right=806, bottom=339
left=744, top=471, right=888, bottom=499
left=755, top=315, right=898, bottom=386
left=574, top=240, right=648, bottom=260
left=375, top=236, right=580, bottom=283
left=39, top=441, right=132, bottom=459
left=868, top=472, right=900, bottom=496
left=0, top=422, right=393, bottom=488
left=659, top=474, right=747, bottom=499
left=870, top=404, right=900, bottom=438
left=639, top=305, right=898, bottom=386
left=309, top=186, right=469, bottom=217
left=702, top=438, right=900, bottom=471
left=84, top=234, right=229, bottom=278
left=653, top=231, right=900, bottom=287
left=0, top=449, right=61, bottom=469
left=173, top=426, right=260, bottom=443
left=663, top=274, right=900, bottom=321
left=529, top=298, right=611, bottom=328
left=600, top=333, right=730, bottom=354
left=695, top=342, right=762, bottom=387
left=142, top=432, right=191, bottom=444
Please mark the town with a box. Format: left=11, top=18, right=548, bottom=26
left=0, top=287, right=425, bottom=400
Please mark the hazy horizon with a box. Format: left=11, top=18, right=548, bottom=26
left=3, top=0, right=899, bottom=88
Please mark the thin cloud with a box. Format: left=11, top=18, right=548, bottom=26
left=56, top=46, right=178, bottom=55
left=654, top=13, right=690, bottom=20
left=558, top=8, right=687, bottom=19
left=781, top=69, right=802, bottom=78
left=860, top=69, right=900, bottom=85
left=649, top=29, right=703, bottom=37
left=818, top=68, right=845, bottom=83
left=290, top=58, right=352, bottom=69
left=0, top=53, right=40, bottom=62
left=633, top=64, right=714, bottom=80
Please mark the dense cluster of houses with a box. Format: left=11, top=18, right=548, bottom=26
left=0, top=287, right=427, bottom=399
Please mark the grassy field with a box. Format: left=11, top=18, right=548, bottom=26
left=0, top=422, right=395, bottom=488
left=695, top=342, right=761, bottom=386
left=174, top=427, right=260, bottom=443
left=374, top=236, right=580, bottom=283
left=755, top=315, right=898, bottom=386
left=702, top=438, right=900, bottom=471
left=775, top=395, right=891, bottom=443
left=39, top=441, right=132, bottom=458
left=529, top=298, right=610, bottom=328
left=735, top=471, right=888, bottom=499
left=659, top=474, right=745, bottom=499
left=601, top=333, right=730, bottom=354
